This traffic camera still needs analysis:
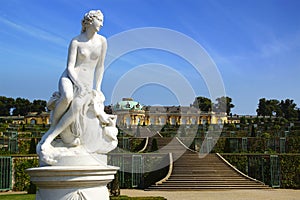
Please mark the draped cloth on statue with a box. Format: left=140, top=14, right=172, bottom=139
left=38, top=89, right=118, bottom=166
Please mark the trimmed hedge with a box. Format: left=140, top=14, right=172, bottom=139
left=222, top=154, right=300, bottom=189
left=280, top=154, right=300, bottom=188
left=13, top=157, right=38, bottom=191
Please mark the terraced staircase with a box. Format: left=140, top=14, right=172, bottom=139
left=148, top=138, right=269, bottom=190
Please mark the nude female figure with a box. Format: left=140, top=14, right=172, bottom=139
left=38, top=10, right=110, bottom=159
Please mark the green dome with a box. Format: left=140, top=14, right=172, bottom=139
left=113, top=98, right=143, bottom=111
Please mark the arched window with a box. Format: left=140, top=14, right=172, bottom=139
left=191, top=118, right=196, bottom=124
left=181, top=118, right=186, bottom=125
left=150, top=117, right=155, bottom=125
left=171, top=118, right=176, bottom=125
left=30, top=119, right=36, bottom=125
left=160, top=117, right=166, bottom=125
left=126, top=117, right=131, bottom=127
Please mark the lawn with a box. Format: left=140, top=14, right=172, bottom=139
left=0, top=194, right=35, bottom=200
left=0, top=194, right=166, bottom=200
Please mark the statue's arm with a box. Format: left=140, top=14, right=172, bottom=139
left=94, top=36, right=107, bottom=91
left=67, top=39, right=80, bottom=88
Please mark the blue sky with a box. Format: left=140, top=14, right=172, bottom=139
left=0, top=0, right=300, bottom=115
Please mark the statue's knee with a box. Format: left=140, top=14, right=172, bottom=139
left=61, top=93, right=73, bottom=106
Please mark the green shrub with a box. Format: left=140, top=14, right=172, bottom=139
left=150, top=138, right=158, bottom=152
left=17, top=139, right=31, bottom=154
left=13, top=157, right=38, bottom=191
left=280, top=155, right=300, bottom=188
left=130, top=138, right=146, bottom=152
left=222, top=154, right=248, bottom=174
left=222, top=154, right=300, bottom=188
left=110, top=172, right=120, bottom=197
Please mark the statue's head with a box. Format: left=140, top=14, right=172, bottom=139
left=81, top=10, right=104, bottom=33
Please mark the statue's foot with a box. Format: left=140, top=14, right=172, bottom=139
left=39, top=142, right=58, bottom=165
left=41, top=154, right=58, bottom=165
left=40, top=141, right=52, bottom=152
left=104, top=127, right=118, bottom=141
left=70, top=138, right=81, bottom=147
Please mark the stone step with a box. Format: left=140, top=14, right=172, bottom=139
left=147, top=186, right=268, bottom=190
left=169, top=175, right=247, bottom=179
left=148, top=138, right=269, bottom=190
left=159, top=182, right=257, bottom=187
left=162, top=179, right=256, bottom=182
left=173, top=166, right=229, bottom=169
left=173, top=169, right=235, bottom=174
left=170, top=174, right=242, bottom=178
left=167, top=179, right=245, bottom=183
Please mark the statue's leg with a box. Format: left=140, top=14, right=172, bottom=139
left=37, top=77, right=74, bottom=162
left=37, top=105, right=80, bottom=165
left=38, top=77, right=73, bottom=147
left=51, top=76, right=74, bottom=126
left=41, top=96, right=84, bottom=149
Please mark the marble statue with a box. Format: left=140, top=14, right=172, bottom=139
left=36, top=10, right=118, bottom=166
left=27, top=10, right=119, bottom=200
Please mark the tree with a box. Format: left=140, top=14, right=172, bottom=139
left=12, top=97, right=31, bottom=116
left=257, top=98, right=298, bottom=120
left=192, top=96, right=212, bottom=112
left=0, top=96, right=48, bottom=116
left=279, top=99, right=298, bottom=120
left=251, top=124, right=256, bottom=137
left=214, top=96, right=235, bottom=115
left=224, top=138, right=231, bottom=153
left=150, top=138, right=158, bottom=152
left=28, top=138, right=37, bottom=154
left=110, top=172, right=120, bottom=197
left=257, top=98, right=268, bottom=116
left=0, top=96, right=15, bottom=116
left=31, top=100, right=47, bottom=113
left=256, top=98, right=280, bottom=116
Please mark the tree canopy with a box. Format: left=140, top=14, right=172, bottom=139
left=214, top=96, right=235, bottom=115
left=192, top=96, right=235, bottom=115
left=0, top=96, right=47, bottom=116
left=0, top=96, right=14, bottom=116
left=256, top=98, right=298, bottom=120
left=192, top=96, right=212, bottom=112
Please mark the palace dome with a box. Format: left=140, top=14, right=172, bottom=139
left=113, top=98, right=143, bottom=111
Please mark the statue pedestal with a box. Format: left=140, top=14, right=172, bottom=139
left=26, top=165, right=119, bottom=200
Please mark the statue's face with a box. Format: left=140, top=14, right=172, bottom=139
left=92, top=15, right=103, bottom=32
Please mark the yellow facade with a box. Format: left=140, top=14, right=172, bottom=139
left=112, top=99, right=228, bottom=127
left=24, top=112, right=50, bottom=125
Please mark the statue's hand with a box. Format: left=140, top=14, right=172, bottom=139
left=107, top=116, right=117, bottom=127
left=98, top=113, right=110, bottom=124
left=75, top=82, right=90, bottom=97
left=38, top=140, right=58, bottom=165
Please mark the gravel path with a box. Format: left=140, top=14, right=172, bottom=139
left=121, top=189, right=300, bottom=200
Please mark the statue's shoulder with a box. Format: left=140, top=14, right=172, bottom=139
left=96, top=34, right=107, bottom=43
left=71, top=35, right=82, bottom=43
left=68, top=35, right=81, bottom=48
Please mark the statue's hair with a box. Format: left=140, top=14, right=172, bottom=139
left=81, top=10, right=103, bottom=33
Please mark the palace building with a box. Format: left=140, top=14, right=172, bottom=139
left=112, top=98, right=228, bottom=127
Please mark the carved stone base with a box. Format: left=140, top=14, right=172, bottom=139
left=26, top=165, right=119, bottom=200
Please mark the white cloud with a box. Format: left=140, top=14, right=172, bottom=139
left=0, top=16, right=67, bottom=46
